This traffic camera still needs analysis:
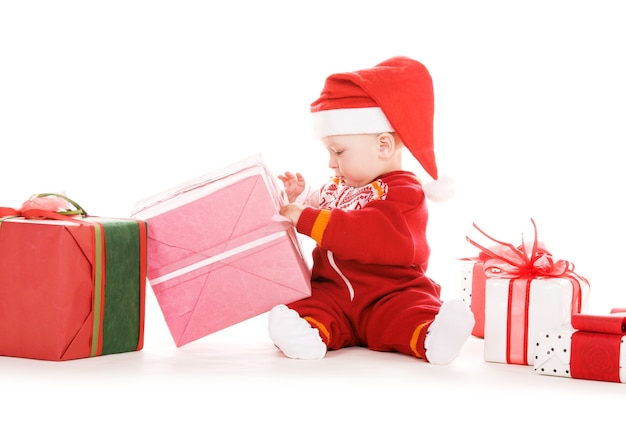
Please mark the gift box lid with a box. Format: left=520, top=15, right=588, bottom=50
left=131, top=153, right=284, bottom=220
left=571, top=308, right=626, bottom=335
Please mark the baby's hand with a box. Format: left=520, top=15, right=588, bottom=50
left=280, top=203, right=305, bottom=226
left=278, top=171, right=306, bottom=203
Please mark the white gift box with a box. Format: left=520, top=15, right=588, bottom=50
left=483, top=276, right=590, bottom=365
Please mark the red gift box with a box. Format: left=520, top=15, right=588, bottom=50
left=535, top=308, right=626, bottom=383
left=131, top=154, right=311, bottom=347
left=0, top=195, right=147, bottom=361
left=570, top=308, right=626, bottom=382
left=460, top=260, right=486, bottom=338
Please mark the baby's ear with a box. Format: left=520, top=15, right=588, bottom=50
left=377, top=132, right=396, bottom=157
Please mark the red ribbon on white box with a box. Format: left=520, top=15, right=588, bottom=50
left=502, top=276, right=584, bottom=364
left=506, top=278, right=531, bottom=364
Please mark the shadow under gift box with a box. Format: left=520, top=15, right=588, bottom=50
left=0, top=216, right=147, bottom=361
left=131, top=154, right=312, bottom=347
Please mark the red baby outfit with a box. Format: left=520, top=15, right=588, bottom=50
left=287, top=171, right=442, bottom=359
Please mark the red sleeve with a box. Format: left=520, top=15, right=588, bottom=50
left=296, top=197, right=428, bottom=267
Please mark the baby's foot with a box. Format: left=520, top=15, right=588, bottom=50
left=424, top=299, right=474, bottom=365
left=268, top=304, right=327, bottom=359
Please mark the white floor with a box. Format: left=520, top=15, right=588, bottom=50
left=2, top=288, right=624, bottom=430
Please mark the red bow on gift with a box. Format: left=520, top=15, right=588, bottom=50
left=466, top=219, right=575, bottom=278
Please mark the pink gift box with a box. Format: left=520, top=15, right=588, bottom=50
left=131, top=154, right=311, bottom=346
left=534, top=309, right=626, bottom=383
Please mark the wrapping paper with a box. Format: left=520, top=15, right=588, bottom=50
left=131, top=154, right=311, bottom=346
left=0, top=206, right=147, bottom=361
left=534, top=309, right=626, bottom=383
left=460, top=260, right=486, bottom=338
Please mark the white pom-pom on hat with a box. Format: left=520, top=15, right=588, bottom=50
left=422, top=174, right=455, bottom=202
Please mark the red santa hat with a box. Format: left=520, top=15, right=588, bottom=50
left=310, top=56, right=453, bottom=201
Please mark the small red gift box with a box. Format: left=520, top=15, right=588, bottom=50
left=534, top=308, right=626, bottom=383
left=0, top=194, right=147, bottom=361
left=131, top=154, right=311, bottom=347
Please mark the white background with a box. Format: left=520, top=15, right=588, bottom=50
left=1, top=1, right=625, bottom=428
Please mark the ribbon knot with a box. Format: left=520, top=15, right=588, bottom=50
left=466, top=218, right=575, bottom=279
left=0, top=193, right=87, bottom=221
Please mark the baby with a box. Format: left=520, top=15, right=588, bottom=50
left=268, top=56, right=474, bottom=364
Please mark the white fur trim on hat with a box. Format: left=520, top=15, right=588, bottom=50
left=312, top=107, right=394, bottom=139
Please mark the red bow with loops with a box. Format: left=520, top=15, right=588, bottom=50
left=466, top=219, right=575, bottom=278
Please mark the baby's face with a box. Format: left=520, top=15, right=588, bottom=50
left=321, top=134, right=384, bottom=188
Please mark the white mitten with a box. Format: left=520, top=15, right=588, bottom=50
left=268, top=304, right=327, bottom=360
